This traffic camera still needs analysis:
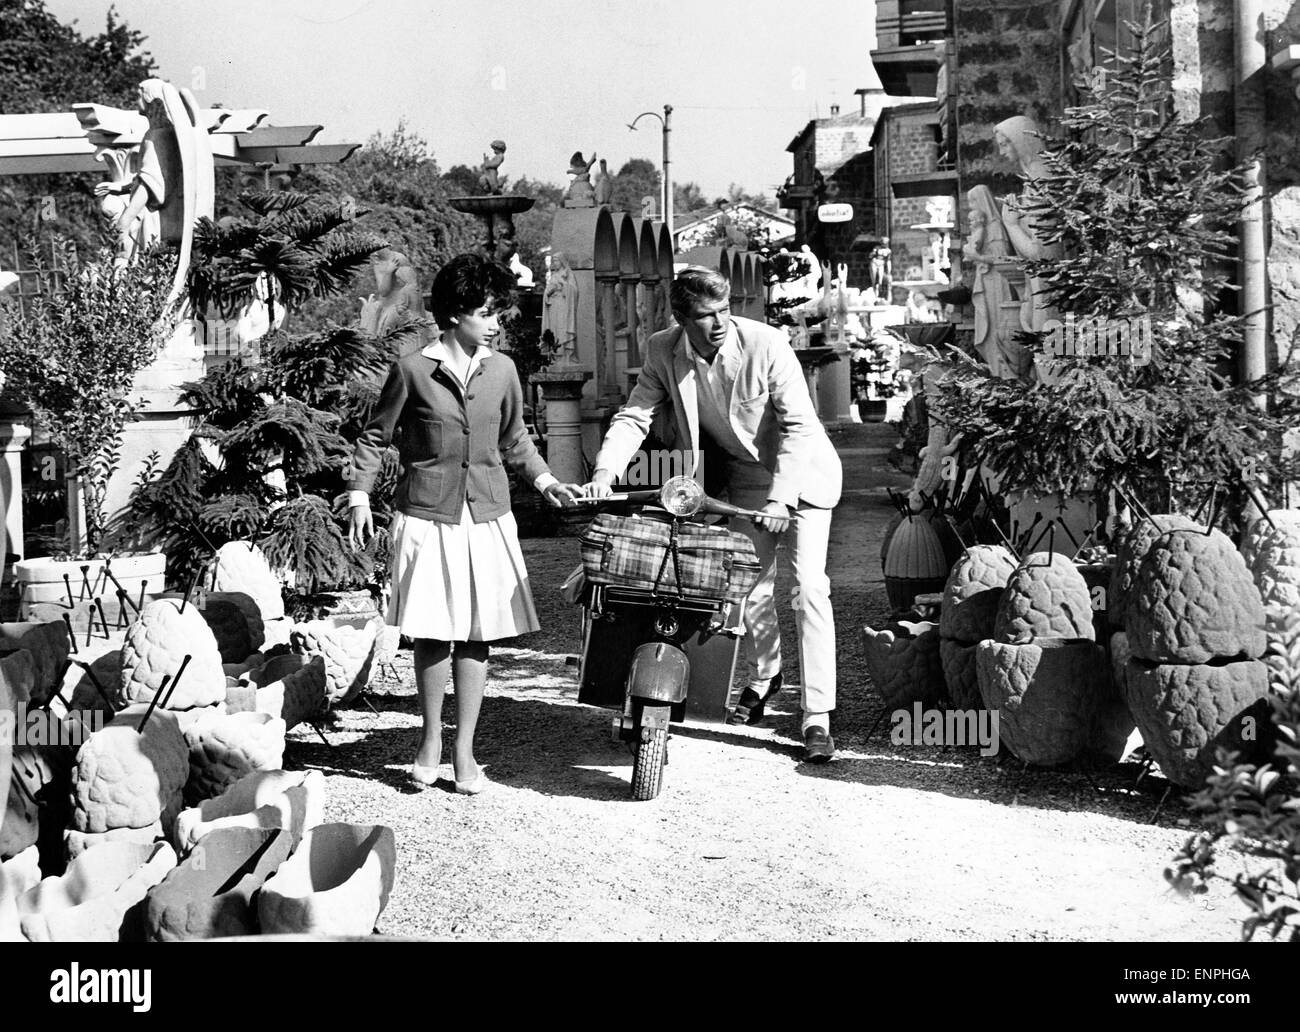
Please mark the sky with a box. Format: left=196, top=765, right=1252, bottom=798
left=45, top=0, right=879, bottom=200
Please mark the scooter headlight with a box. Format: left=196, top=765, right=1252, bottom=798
left=659, top=475, right=704, bottom=517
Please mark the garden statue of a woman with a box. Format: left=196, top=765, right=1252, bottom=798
left=360, top=248, right=426, bottom=341
left=964, top=185, right=1031, bottom=379
left=994, top=115, right=1061, bottom=333
left=542, top=251, right=580, bottom=363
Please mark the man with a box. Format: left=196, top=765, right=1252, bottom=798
left=584, top=266, right=842, bottom=762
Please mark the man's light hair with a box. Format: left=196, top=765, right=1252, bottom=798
left=670, top=266, right=730, bottom=316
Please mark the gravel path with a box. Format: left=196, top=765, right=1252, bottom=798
left=298, top=422, right=1249, bottom=941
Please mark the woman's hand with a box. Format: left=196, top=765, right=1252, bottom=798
left=581, top=469, right=616, bottom=499
left=348, top=503, right=374, bottom=549
left=542, top=482, right=582, bottom=508
left=753, top=500, right=792, bottom=534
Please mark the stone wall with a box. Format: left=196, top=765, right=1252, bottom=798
left=955, top=0, right=1063, bottom=199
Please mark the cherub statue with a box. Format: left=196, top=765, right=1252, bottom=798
left=563, top=151, right=598, bottom=208
left=478, top=140, right=507, bottom=194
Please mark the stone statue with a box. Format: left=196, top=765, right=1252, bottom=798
left=994, top=115, right=1061, bottom=333
left=360, top=248, right=426, bottom=340
left=477, top=140, right=507, bottom=195
left=542, top=251, right=579, bottom=364
left=964, top=185, right=1031, bottom=379
left=509, top=251, right=534, bottom=287
left=92, top=78, right=215, bottom=307
left=593, top=158, right=613, bottom=206
left=563, top=151, right=598, bottom=208
left=868, top=239, right=892, bottom=301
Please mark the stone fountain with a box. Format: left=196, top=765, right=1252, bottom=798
left=448, top=140, right=534, bottom=262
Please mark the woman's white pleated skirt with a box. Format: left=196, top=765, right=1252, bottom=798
left=386, top=505, right=540, bottom=642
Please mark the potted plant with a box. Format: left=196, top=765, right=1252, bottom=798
left=0, top=241, right=176, bottom=622
left=932, top=17, right=1298, bottom=538
left=124, top=190, right=392, bottom=616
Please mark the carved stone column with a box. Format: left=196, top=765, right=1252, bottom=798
left=532, top=368, right=593, bottom=535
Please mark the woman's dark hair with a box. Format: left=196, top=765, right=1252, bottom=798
left=428, top=252, right=517, bottom=329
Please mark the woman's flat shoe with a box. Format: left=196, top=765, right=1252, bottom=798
left=411, top=760, right=441, bottom=787
left=454, top=770, right=488, bottom=795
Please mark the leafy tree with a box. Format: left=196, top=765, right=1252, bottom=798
left=931, top=12, right=1298, bottom=530
left=726, top=182, right=774, bottom=209
left=0, top=242, right=173, bottom=555
left=611, top=158, right=660, bottom=213
left=674, top=180, right=708, bottom=216
left=124, top=190, right=412, bottom=600
left=294, top=122, right=477, bottom=329
left=0, top=0, right=159, bottom=254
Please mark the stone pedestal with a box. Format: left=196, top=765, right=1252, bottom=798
left=102, top=319, right=207, bottom=548
left=0, top=420, right=31, bottom=561
left=795, top=346, right=839, bottom=421
left=816, top=345, right=853, bottom=424
left=532, top=367, right=593, bottom=536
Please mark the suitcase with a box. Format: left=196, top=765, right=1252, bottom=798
left=579, top=512, right=761, bottom=603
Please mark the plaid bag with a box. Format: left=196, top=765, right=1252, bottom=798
left=580, top=513, right=762, bottom=602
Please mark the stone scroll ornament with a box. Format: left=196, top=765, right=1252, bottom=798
left=92, top=78, right=215, bottom=310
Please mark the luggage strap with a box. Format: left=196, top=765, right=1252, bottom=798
left=651, top=521, right=686, bottom=599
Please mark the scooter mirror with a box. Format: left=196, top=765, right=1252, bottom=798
left=659, top=475, right=704, bottom=517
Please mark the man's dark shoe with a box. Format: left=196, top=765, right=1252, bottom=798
left=729, top=674, right=782, bottom=725
left=803, top=726, right=835, bottom=764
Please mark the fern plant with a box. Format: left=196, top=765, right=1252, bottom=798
left=124, top=189, right=411, bottom=594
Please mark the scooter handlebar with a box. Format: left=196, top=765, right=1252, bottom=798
left=571, top=489, right=774, bottom=524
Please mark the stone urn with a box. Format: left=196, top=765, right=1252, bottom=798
left=145, top=827, right=292, bottom=941
left=258, top=823, right=396, bottom=937
left=976, top=551, right=1128, bottom=765
left=938, top=544, right=1018, bottom=708
left=1124, top=526, right=1270, bottom=787
left=232, top=653, right=328, bottom=730
left=860, top=619, right=945, bottom=708
left=14, top=840, right=175, bottom=942
left=183, top=710, right=287, bottom=804
left=291, top=615, right=383, bottom=706
left=14, top=552, right=166, bottom=631
left=173, top=769, right=325, bottom=854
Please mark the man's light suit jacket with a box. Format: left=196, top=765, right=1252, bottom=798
left=594, top=315, right=842, bottom=510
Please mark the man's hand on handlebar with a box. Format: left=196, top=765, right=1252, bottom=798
left=542, top=482, right=584, bottom=508
left=753, top=500, right=792, bottom=533
left=580, top=469, right=616, bottom=499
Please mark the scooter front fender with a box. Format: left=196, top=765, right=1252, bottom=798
left=626, top=642, right=690, bottom=705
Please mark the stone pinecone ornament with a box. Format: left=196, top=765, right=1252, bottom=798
left=1124, top=525, right=1270, bottom=787
left=211, top=542, right=285, bottom=621
left=71, top=706, right=189, bottom=834
left=938, top=544, right=1018, bottom=708
left=118, top=599, right=226, bottom=710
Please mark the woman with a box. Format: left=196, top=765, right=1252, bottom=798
left=347, top=253, right=579, bottom=794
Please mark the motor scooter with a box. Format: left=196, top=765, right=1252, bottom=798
left=570, top=476, right=768, bottom=800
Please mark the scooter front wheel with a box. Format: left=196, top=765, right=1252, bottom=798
left=631, top=725, right=668, bottom=801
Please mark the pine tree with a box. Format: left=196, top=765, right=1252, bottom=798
left=933, top=10, right=1298, bottom=526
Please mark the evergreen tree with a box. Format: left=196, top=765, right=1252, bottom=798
left=933, top=11, right=1298, bottom=527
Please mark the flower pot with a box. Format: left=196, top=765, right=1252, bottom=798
left=173, top=769, right=325, bottom=854
left=237, top=654, right=327, bottom=730
left=15, top=839, right=175, bottom=942
left=258, top=823, right=396, bottom=937
left=183, top=710, right=286, bottom=804
left=14, top=553, right=165, bottom=632
left=291, top=616, right=384, bottom=706
left=145, top=827, right=292, bottom=941
left=0, top=621, right=70, bottom=705
left=861, top=619, right=945, bottom=708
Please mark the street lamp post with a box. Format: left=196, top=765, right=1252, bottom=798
left=627, top=104, right=673, bottom=231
